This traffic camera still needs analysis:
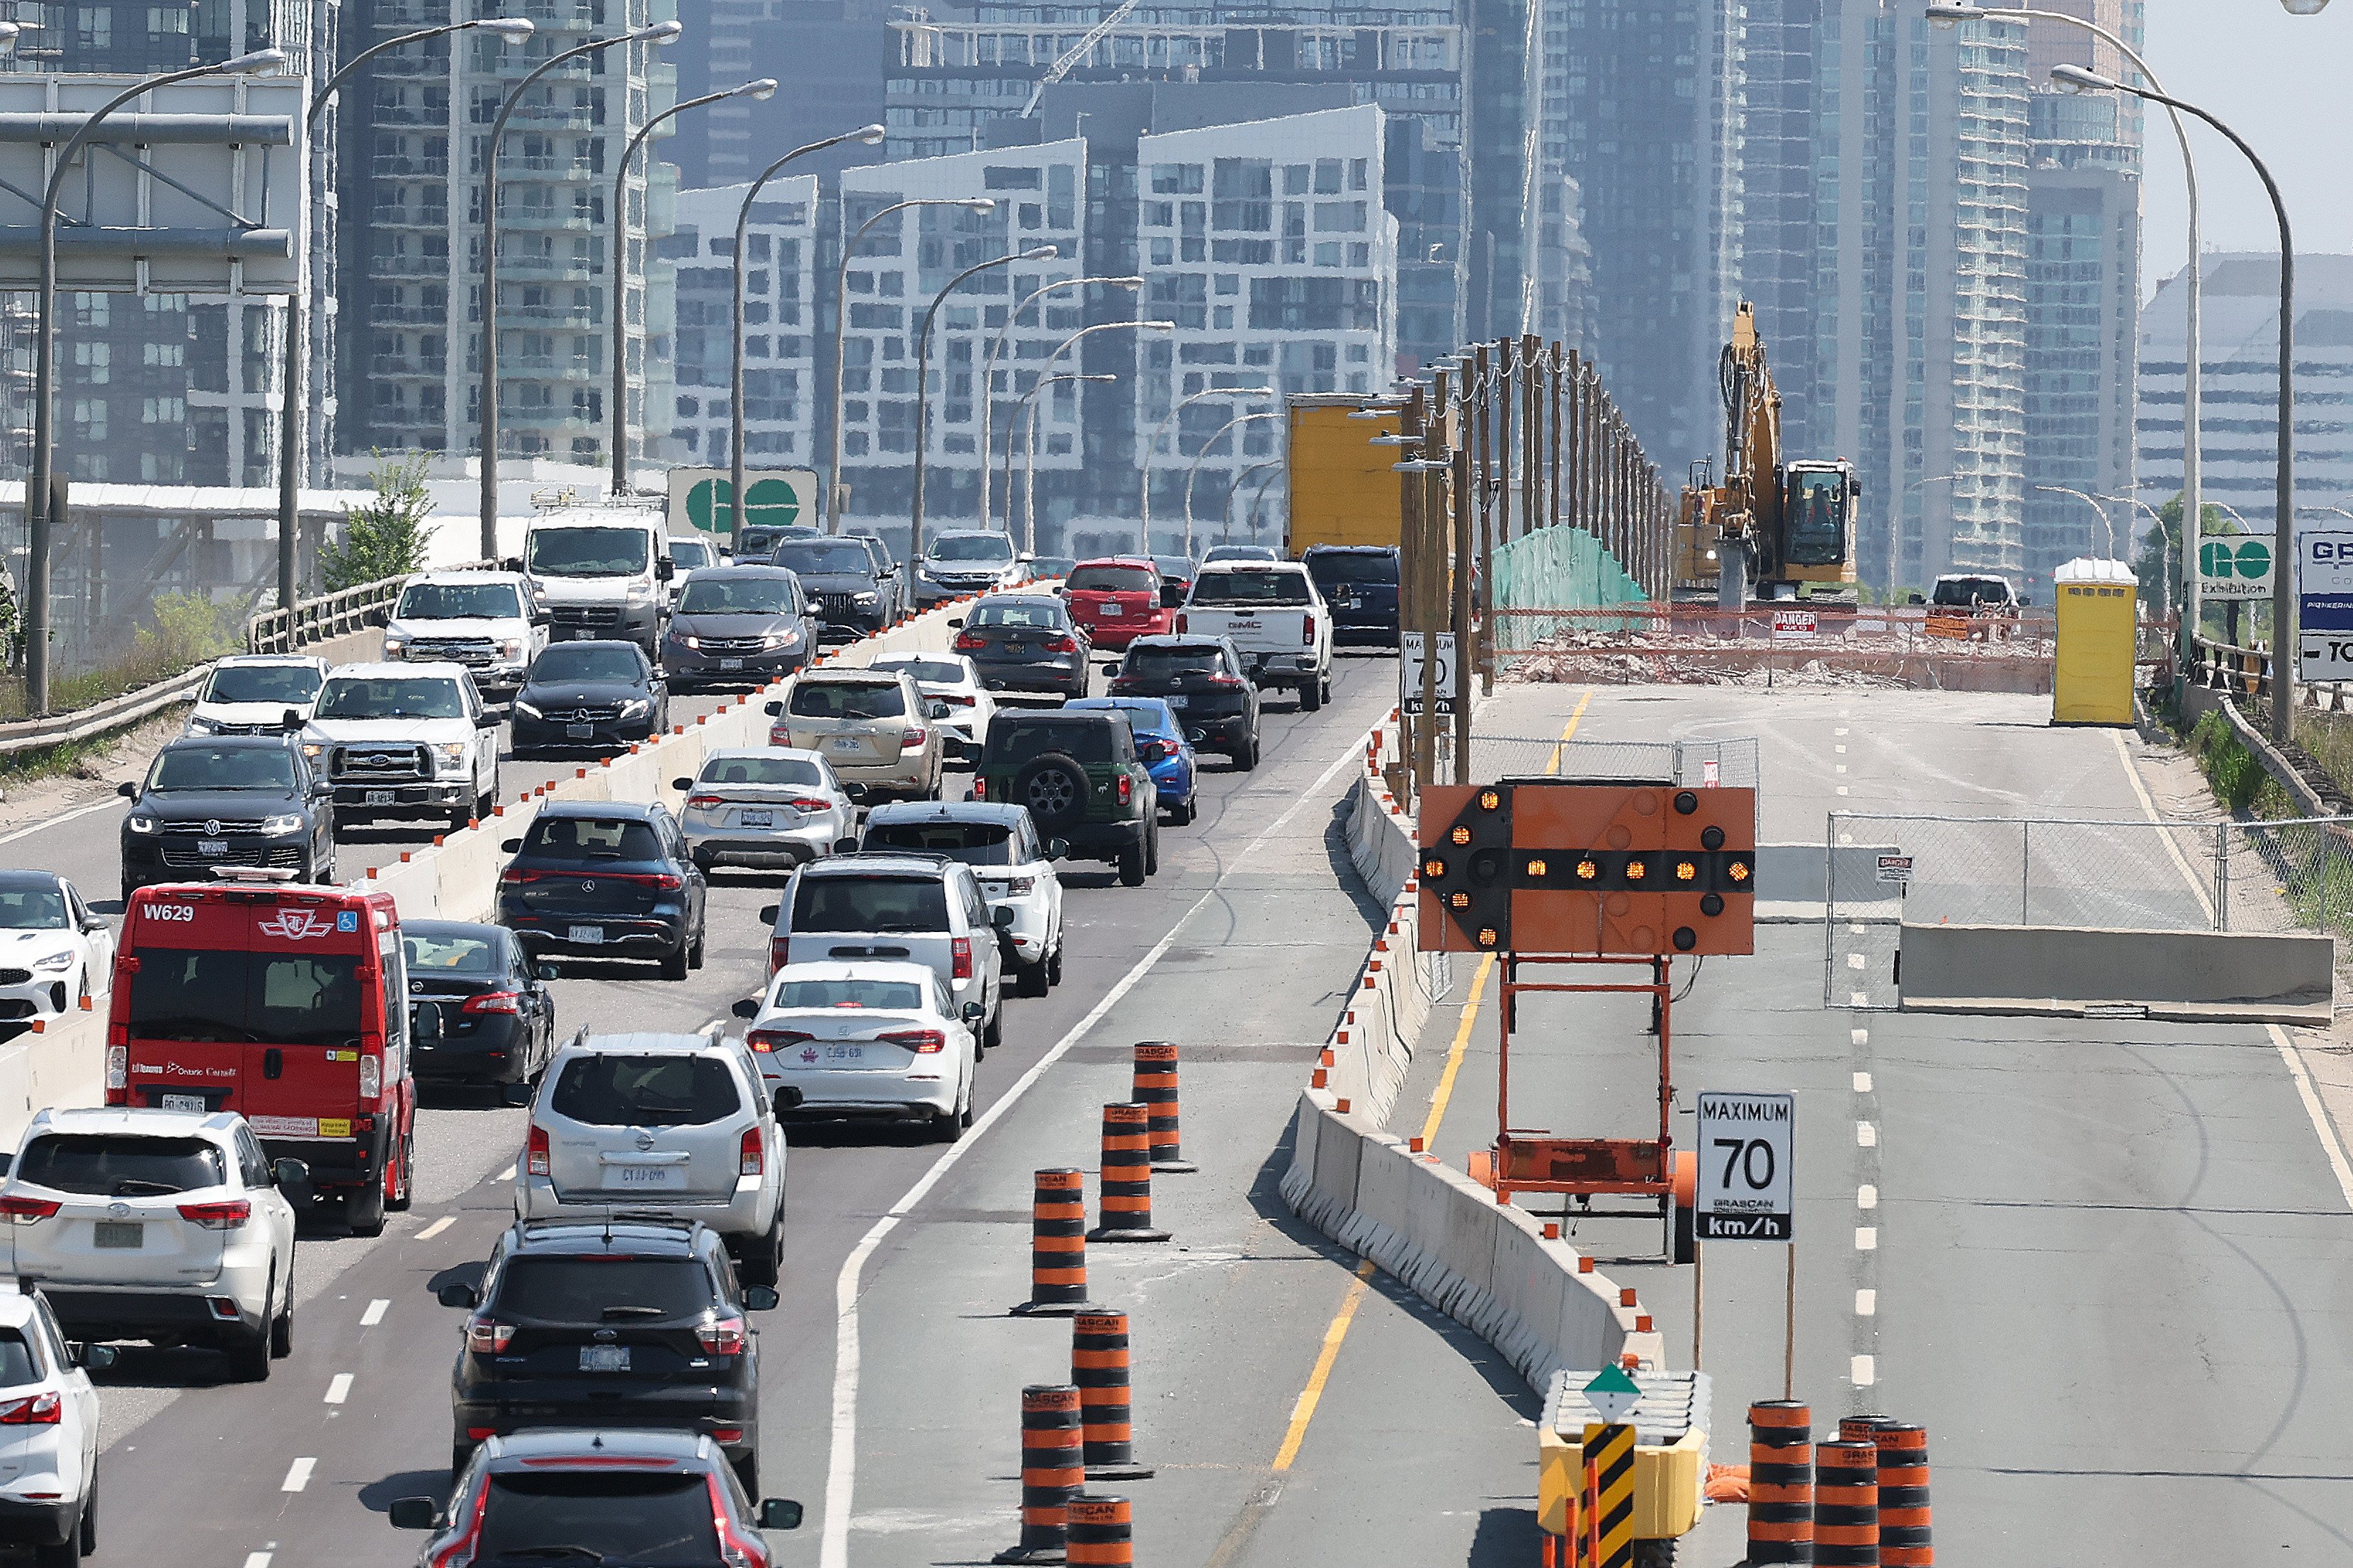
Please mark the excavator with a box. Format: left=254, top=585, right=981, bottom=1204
left=1675, top=302, right=1862, bottom=605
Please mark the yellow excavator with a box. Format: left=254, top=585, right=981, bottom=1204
left=1675, top=303, right=1861, bottom=604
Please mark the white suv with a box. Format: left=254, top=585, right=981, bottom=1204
left=0, top=1107, right=302, bottom=1382
left=303, top=661, right=505, bottom=834
left=184, top=654, right=329, bottom=737
left=0, top=1286, right=106, bottom=1562
left=859, top=802, right=1063, bottom=996
left=383, top=571, right=546, bottom=698
left=763, top=853, right=1007, bottom=1051
left=514, top=1033, right=787, bottom=1288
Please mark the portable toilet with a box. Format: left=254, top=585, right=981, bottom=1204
left=2053, top=557, right=2136, bottom=725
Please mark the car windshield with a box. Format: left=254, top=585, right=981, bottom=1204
left=127, top=950, right=368, bottom=1046
left=864, top=821, right=1016, bottom=866
left=788, top=681, right=905, bottom=720
left=492, top=1256, right=717, bottom=1322
left=149, top=746, right=298, bottom=792
left=1932, top=576, right=2012, bottom=607
left=1069, top=565, right=1159, bottom=595
left=1193, top=569, right=1311, bottom=607
left=791, top=875, right=951, bottom=933
left=397, top=581, right=524, bottom=620
left=678, top=576, right=795, bottom=615
left=404, top=930, right=501, bottom=973
left=552, top=1054, right=743, bottom=1128
left=669, top=539, right=715, bottom=570
left=969, top=602, right=1065, bottom=630
left=985, top=720, right=1113, bottom=767
left=0, top=883, right=67, bottom=929
left=475, top=1473, right=719, bottom=1566
left=527, top=526, right=650, bottom=577
left=531, top=647, right=643, bottom=686
left=776, top=542, right=874, bottom=575
left=16, top=1133, right=227, bottom=1198
left=931, top=535, right=1014, bottom=564
left=314, top=676, right=466, bottom=721
left=700, top=755, right=824, bottom=788
left=774, top=976, right=927, bottom=1010
left=521, top=817, right=664, bottom=860
left=1123, top=644, right=1225, bottom=680
left=871, top=659, right=968, bottom=687
left=1307, top=552, right=1397, bottom=585
left=205, top=664, right=322, bottom=706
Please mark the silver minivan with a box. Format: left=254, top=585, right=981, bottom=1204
left=511, top=1032, right=786, bottom=1288
left=761, top=853, right=1007, bottom=1052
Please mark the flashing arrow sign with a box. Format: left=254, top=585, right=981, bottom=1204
left=1582, top=1363, right=1643, bottom=1424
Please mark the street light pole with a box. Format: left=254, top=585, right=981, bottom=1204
left=977, top=273, right=1140, bottom=533
left=1225, top=458, right=1281, bottom=546
left=1138, top=385, right=1273, bottom=556
left=2035, top=484, right=2114, bottom=559
left=2056, top=63, right=2297, bottom=739
left=1014, top=372, right=1112, bottom=552
left=610, top=76, right=774, bottom=496
left=479, top=20, right=682, bottom=560
left=910, top=245, right=1056, bottom=563
left=1891, top=472, right=1958, bottom=600
left=27, top=42, right=274, bottom=715
left=280, top=18, right=531, bottom=619
left=1181, top=411, right=1280, bottom=557
left=1244, top=462, right=1285, bottom=546
left=998, top=319, right=1171, bottom=550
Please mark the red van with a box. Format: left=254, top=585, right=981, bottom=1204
left=106, top=880, right=419, bottom=1236
left=1062, top=557, right=1172, bottom=651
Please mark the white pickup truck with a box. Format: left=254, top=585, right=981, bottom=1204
left=301, top=662, right=505, bottom=834
left=1174, top=560, right=1335, bottom=710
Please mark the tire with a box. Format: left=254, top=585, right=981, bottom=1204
left=33, top=1513, right=81, bottom=1567
left=659, top=937, right=690, bottom=981
left=688, top=920, right=706, bottom=972
left=737, top=1210, right=783, bottom=1290
left=1237, top=734, right=1259, bottom=772
left=343, top=1172, right=386, bottom=1239
left=385, top=1128, right=414, bottom=1213
left=1300, top=676, right=1322, bottom=712
left=1118, top=842, right=1146, bottom=887
left=732, top=1450, right=760, bottom=1499
left=76, top=1472, right=93, bottom=1555
left=1145, top=824, right=1159, bottom=877
left=983, top=1004, right=1003, bottom=1054
left=1167, top=795, right=1194, bottom=826
left=1045, top=943, right=1062, bottom=987
left=930, top=1104, right=964, bottom=1144
left=1016, top=960, right=1049, bottom=998
left=1009, top=752, right=1089, bottom=829
left=226, top=1268, right=273, bottom=1382
left=269, top=1249, right=295, bottom=1358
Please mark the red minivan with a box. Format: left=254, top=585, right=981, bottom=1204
left=1062, top=557, right=1172, bottom=651
left=106, top=879, right=419, bottom=1235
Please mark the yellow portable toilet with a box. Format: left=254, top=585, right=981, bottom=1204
left=2053, top=557, right=2136, bottom=725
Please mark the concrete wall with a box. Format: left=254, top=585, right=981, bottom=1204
left=1899, top=920, right=2337, bottom=1023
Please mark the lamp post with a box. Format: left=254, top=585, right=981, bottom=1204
left=26, top=43, right=277, bottom=715
left=2056, top=63, right=2296, bottom=739
left=2035, top=484, right=2114, bottom=559
left=977, top=273, right=1140, bottom=532
left=2098, top=490, right=2171, bottom=615
left=280, top=18, right=531, bottom=620
left=828, top=195, right=994, bottom=533
left=1181, top=411, right=1281, bottom=558
left=909, top=244, right=1056, bottom=562
left=478, top=19, right=682, bottom=560
left=998, top=319, right=1174, bottom=549
left=610, top=75, right=775, bottom=496
left=1014, top=372, right=1113, bottom=552
left=1225, top=458, right=1282, bottom=546
left=1138, top=385, right=1273, bottom=555
left=1890, top=472, right=1958, bottom=599
left=1929, top=3, right=2204, bottom=678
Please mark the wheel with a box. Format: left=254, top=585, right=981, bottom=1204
left=1118, top=843, right=1146, bottom=887
left=688, top=921, right=706, bottom=971
left=1009, top=752, right=1089, bottom=830
left=385, top=1128, right=414, bottom=1212
left=226, top=1268, right=272, bottom=1382
left=269, top=1249, right=294, bottom=1358
left=1672, top=1198, right=1696, bottom=1267
left=33, top=1512, right=81, bottom=1567
left=1320, top=673, right=1333, bottom=705
left=1632, top=1540, right=1677, bottom=1568
left=930, top=1104, right=964, bottom=1144
left=343, top=1172, right=386, bottom=1239
left=1237, top=735, right=1259, bottom=771
left=478, top=770, right=501, bottom=822
left=1145, top=824, right=1159, bottom=876
left=1016, top=960, right=1049, bottom=999
left=659, top=938, right=690, bottom=981
left=1300, top=676, right=1322, bottom=712
left=1045, top=943, right=1063, bottom=988
left=732, top=1450, right=760, bottom=1499
left=1167, top=795, right=1194, bottom=826
left=737, top=1210, right=783, bottom=1290
left=983, top=1004, right=1003, bottom=1054
left=75, top=1472, right=93, bottom=1555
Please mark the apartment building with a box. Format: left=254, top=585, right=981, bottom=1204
left=661, top=176, right=820, bottom=471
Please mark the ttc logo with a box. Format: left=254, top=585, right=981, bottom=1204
left=256, top=909, right=335, bottom=942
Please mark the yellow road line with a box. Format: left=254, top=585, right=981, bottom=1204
left=1270, top=1259, right=1378, bottom=1472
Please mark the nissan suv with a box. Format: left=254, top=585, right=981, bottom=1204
left=971, top=710, right=1158, bottom=886
left=302, top=663, right=504, bottom=834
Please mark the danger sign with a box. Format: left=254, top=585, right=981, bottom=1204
left=1771, top=608, right=1818, bottom=641
left=1875, top=855, right=1913, bottom=885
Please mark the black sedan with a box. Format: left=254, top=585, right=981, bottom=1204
left=771, top=537, right=892, bottom=640
left=497, top=800, right=708, bottom=979
left=118, top=734, right=334, bottom=901
left=402, top=919, right=557, bottom=1088
left=510, top=642, right=670, bottom=756
left=952, top=594, right=1092, bottom=699
left=1111, top=635, right=1261, bottom=766
left=662, top=566, right=816, bottom=690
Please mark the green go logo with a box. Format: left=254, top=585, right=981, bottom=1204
left=684, top=477, right=802, bottom=535
left=2200, top=537, right=2270, bottom=581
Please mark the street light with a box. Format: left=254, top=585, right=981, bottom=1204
left=977, top=273, right=1141, bottom=533
left=1239, top=460, right=1286, bottom=547
left=25, top=42, right=279, bottom=714
left=1139, top=385, right=1274, bottom=555
left=1930, top=3, right=2206, bottom=684
left=1012, top=372, right=1113, bottom=552
left=1225, top=458, right=1281, bottom=546
left=610, top=76, right=775, bottom=496
left=276, top=18, right=533, bottom=619
left=2036, top=484, right=2114, bottom=559
left=2283, top=0, right=2330, bottom=13
left=1181, top=411, right=1281, bottom=557
left=1890, top=472, right=1958, bottom=598
left=2056, top=62, right=2298, bottom=739
left=909, top=244, right=1057, bottom=562
left=478, top=19, right=682, bottom=559
left=997, top=319, right=1174, bottom=551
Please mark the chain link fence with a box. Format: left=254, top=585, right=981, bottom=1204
left=1469, top=734, right=1761, bottom=787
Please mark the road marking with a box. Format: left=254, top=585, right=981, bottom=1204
left=2269, top=1023, right=2353, bottom=1210
left=1856, top=1184, right=1878, bottom=1210
left=1850, top=1028, right=1868, bottom=1045
left=1846, top=953, right=1865, bottom=970
left=1855, top=1289, right=1876, bottom=1317
left=360, top=1299, right=389, bottom=1327
left=1852, top=1072, right=1872, bottom=1092
left=1835, top=785, right=1849, bottom=796
left=323, top=1373, right=353, bottom=1405
left=1850, top=1355, right=1876, bottom=1387
left=1856, top=1122, right=1877, bottom=1148
left=2107, top=729, right=2215, bottom=924
left=1855, top=1227, right=1877, bottom=1251
left=496, top=1164, right=517, bottom=1183
left=280, top=1458, right=314, bottom=1493
left=414, top=1215, right=454, bottom=1242
left=1271, top=1259, right=1377, bottom=1471
left=0, top=795, right=123, bottom=853
left=1835, top=727, right=1849, bottom=737
left=1848, top=992, right=1869, bottom=1008
left=242, top=1555, right=272, bottom=1568
left=1835, top=744, right=1847, bottom=754
left=820, top=721, right=1373, bottom=1568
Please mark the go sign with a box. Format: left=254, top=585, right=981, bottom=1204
left=1693, top=1091, right=1795, bottom=1242
left=2199, top=536, right=2271, bottom=602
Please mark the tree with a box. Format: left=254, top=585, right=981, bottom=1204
left=2135, top=493, right=2256, bottom=643
left=319, top=453, right=436, bottom=593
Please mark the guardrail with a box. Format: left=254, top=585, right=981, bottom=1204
left=0, top=664, right=215, bottom=757
left=246, top=561, right=494, bottom=654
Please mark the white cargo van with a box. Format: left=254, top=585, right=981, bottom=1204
left=519, top=505, right=674, bottom=654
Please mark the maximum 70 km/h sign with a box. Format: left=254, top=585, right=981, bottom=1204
left=1694, top=1091, right=1795, bottom=1241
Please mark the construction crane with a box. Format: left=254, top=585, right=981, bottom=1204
left=1021, top=0, right=1144, bottom=116
left=1675, top=302, right=1862, bottom=604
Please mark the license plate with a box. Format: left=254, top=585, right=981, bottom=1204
left=161, top=1093, right=207, bottom=1113
left=1007, top=642, right=1028, bottom=653
left=740, top=809, right=774, bottom=828
left=1101, top=603, right=1123, bottom=617
left=567, top=924, right=604, bottom=945
left=828, top=737, right=861, bottom=752
left=720, top=658, right=744, bottom=671
left=607, top=1164, right=684, bottom=1191
left=93, top=1221, right=143, bottom=1249
left=567, top=723, right=594, bottom=739
left=822, top=1044, right=865, bottom=1063
left=1164, top=695, right=1188, bottom=710
left=197, top=838, right=228, bottom=856
left=365, top=790, right=396, bottom=807
left=579, top=1345, right=631, bottom=1373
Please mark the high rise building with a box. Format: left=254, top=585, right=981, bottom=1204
left=662, top=177, right=820, bottom=469
left=338, top=0, right=679, bottom=470
left=667, top=0, right=892, bottom=189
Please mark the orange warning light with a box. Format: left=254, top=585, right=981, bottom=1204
left=1576, top=859, right=1599, bottom=880
left=1424, top=857, right=1447, bottom=878
left=1450, top=891, right=1471, bottom=909
left=1478, top=790, right=1502, bottom=811
left=1477, top=928, right=1499, bottom=947
left=1625, top=860, right=1647, bottom=882
left=1527, top=858, right=1549, bottom=877
left=1728, top=861, right=1751, bottom=884
left=1450, top=825, right=1473, bottom=846
left=1674, top=860, right=1698, bottom=882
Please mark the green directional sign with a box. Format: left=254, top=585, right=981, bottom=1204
left=666, top=467, right=820, bottom=537
left=2199, top=535, right=2271, bottom=602
left=1582, top=1363, right=1643, bottom=1424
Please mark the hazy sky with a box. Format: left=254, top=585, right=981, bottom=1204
left=2139, top=1, right=2353, bottom=295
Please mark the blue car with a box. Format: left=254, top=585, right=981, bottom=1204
left=1067, top=696, right=1198, bottom=826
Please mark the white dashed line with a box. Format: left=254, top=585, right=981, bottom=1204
left=1852, top=1072, right=1873, bottom=1092
left=496, top=1164, right=517, bottom=1183
left=1835, top=727, right=1849, bottom=737
left=1847, top=953, right=1866, bottom=970
left=1851, top=1028, right=1868, bottom=1046
left=1836, top=764, right=1848, bottom=774
left=1857, top=1184, right=1878, bottom=1210
left=1851, top=1355, right=1876, bottom=1387
left=1856, top=1122, right=1878, bottom=1148
left=1855, top=1290, right=1877, bottom=1317
left=324, top=1374, right=353, bottom=1405
left=242, top=1554, right=273, bottom=1568
left=361, top=1300, right=389, bottom=1327
left=280, top=1458, right=315, bottom=1493
left=1849, top=992, right=1869, bottom=1008
left=415, top=1216, right=454, bottom=1242
left=1855, top=1227, right=1878, bottom=1251
left=1835, top=744, right=1847, bottom=754
left=1836, top=785, right=1850, bottom=795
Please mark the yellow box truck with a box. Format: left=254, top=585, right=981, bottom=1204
left=1286, top=394, right=1407, bottom=556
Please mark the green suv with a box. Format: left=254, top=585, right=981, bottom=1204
left=973, top=710, right=1159, bottom=885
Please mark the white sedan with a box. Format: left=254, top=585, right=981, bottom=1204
left=674, top=747, right=858, bottom=870
left=869, top=654, right=997, bottom=761
left=732, top=960, right=980, bottom=1142
left=0, top=872, right=111, bottom=1023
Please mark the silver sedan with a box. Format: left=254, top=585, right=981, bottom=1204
left=674, top=747, right=858, bottom=870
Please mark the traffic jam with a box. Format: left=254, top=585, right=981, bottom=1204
left=0, top=517, right=1399, bottom=1564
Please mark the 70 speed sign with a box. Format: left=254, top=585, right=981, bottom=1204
left=1694, top=1091, right=1794, bottom=1242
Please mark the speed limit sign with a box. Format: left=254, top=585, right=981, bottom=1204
left=1694, top=1091, right=1795, bottom=1241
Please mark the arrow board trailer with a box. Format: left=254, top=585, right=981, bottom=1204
left=1694, top=1091, right=1794, bottom=1241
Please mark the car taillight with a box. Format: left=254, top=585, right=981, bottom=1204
left=688, top=793, right=725, bottom=809
left=526, top=1125, right=550, bottom=1177
left=698, top=1315, right=749, bottom=1356
left=1047, top=636, right=1078, bottom=654
left=105, top=1045, right=125, bottom=1091
left=707, top=1473, right=765, bottom=1565
left=463, top=991, right=522, bottom=1015
left=431, top=1482, right=492, bottom=1568
left=944, top=693, right=976, bottom=706
left=1116, top=775, right=1133, bottom=805
left=466, top=1319, right=516, bottom=1355
left=739, top=1127, right=764, bottom=1177
left=786, top=796, right=835, bottom=812
left=177, top=1199, right=251, bottom=1231
left=1208, top=672, right=1244, bottom=687
left=0, top=1196, right=59, bottom=1225
left=881, top=1028, right=946, bottom=1055
left=652, top=873, right=684, bottom=891
left=360, top=1054, right=382, bottom=1101
left=951, top=936, right=972, bottom=980
left=769, top=723, right=793, bottom=746
left=953, top=632, right=986, bottom=652
left=1303, top=614, right=1315, bottom=644
left=747, top=1029, right=812, bottom=1055
left=499, top=866, right=536, bottom=885
left=900, top=727, right=927, bottom=750
left=0, top=1392, right=60, bottom=1426
left=971, top=778, right=987, bottom=800
left=1174, top=613, right=1188, bottom=633
left=769, top=937, right=788, bottom=975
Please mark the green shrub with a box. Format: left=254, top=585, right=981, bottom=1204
left=2189, top=709, right=2263, bottom=811
left=320, top=453, right=436, bottom=593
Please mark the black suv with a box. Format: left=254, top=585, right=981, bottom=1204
left=772, top=536, right=892, bottom=640
left=973, top=710, right=1157, bottom=885
left=438, top=1216, right=778, bottom=1489
left=1303, top=544, right=1401, bottom=645
left=1110, top=635, right=1261, bottom=769
left=497, top=801, right=708, bottom=979
left=118, top=734, right=334, bottom=900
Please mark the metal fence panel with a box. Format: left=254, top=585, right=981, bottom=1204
left=1469, top=736, right=1761, bottom=789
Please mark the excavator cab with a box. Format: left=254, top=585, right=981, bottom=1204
left=1779, top=460, right=1862, bottom=583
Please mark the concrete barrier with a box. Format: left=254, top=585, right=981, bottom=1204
left=1898, top=920, right=2336, bottom=1023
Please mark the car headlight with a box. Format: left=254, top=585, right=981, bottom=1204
left=259, top=814, right=305, bottom=835
left=185, top=715, right=219, bottom=735
left=765, top=630, right=800, bottom=649
left=679, top=635, right=702, bottom=650
left=33, top=951, right=72, bottom=972
left=127, top=814, right=158, bottom=834
left=618, top=698, right=652, bottom=719
left=854, top=591, right=878, bottom=605
left=384, top=637, right=406, bottom=656
left=623, top=584, right=654, bottom=605
left=433, top=742, right=469, bottom=771
left=300, top=741, right=325, bottom=759
left=501, top=639, right=524, bottom=659
left=514, top=698, right=543, bottom=719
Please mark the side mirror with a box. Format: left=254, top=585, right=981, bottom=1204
left=672, top=778, right=694, bottom=792
left=655, top=557, right=676, bottom=581
left=833, top=837, right=859, bottom=856
left=759, top=904, right=781, bottom=926
left=947, top=617, right=965, bottom=630
left=1160, top=587, right=1184, bottom=608
left=81, top=918, right=107, bottom=935
left=436, top=1282, right=480, bottom=1309
left=115, top=781, right=137, bottom=798
left=281, top=708, right=304, bottom=732
left=962, top=1001, right=985, bottom=1023
left=501, top=838, right=523, bottom=853
left=272, top=1157, right=311, bottom=1194
left=73, top=1343, right=116, bottom=1372
left=389, top=1497, right=443, bottom=1530
left=532, top=612, right=552, bottom=628
left=475, top=712, right=500, bottom=729
left=759, top=1499, right=805, bottom=1532
left=927, top=700, right=953, bottom=721
left=501, top=1081, right=535, bottom=1107
left=537, top=962, right=559, bottom=982
left=1047, top=839, right=1070, bottom=860
left=1188, top=729, right=1208, bottom=744
left=409, top=1004, right=444, bottom=1047
left=743, top=1285, right=781, bottom=1312
left=731, top=998, right=761, bottom=1020
left=991, top=905, right=1015, bottom=931
left=764, top=700, right=783, bottom=716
